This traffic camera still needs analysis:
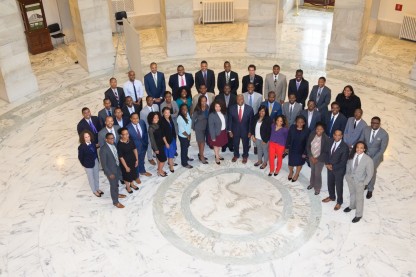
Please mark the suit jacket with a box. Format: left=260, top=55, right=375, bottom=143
left=326, top=139, right=349, bottom=173
left=282, top=102, right=303, bottom=125
left=300, top=109, right=321, bottom=131
left=122, top=104, right=141, bottom=119
left=228, top=104, right=254, bottom=136
left=208, top=112, right=228, bottom=140
left=168, top=73, right=194, bottom=100
left=250, top=115, right=272, bottom=143
left=288, top=78, right=309, bottom=108
left=215, top=93, right=237, bottom=109
left=99, top=143, right=122, bottom=179
left=325, top=112, right=347, bottom=137
left=309, top=85, right=331, bottom=116
left=264, top=73, right=287, bottom=103
left=98, top=107, right=115, bottom=128
left=126, top=120, right=148, bottom=153
left=359, top=127, right=389, bottom=166
left=140, top=104, right=160, bottom=127
left=243, top=92, right=263, bottom=115
left=77, top=116, right=101, bottom=145
left=345, top=153, right=374, bottom=184
left=78, top=143, right=98, bottom=168
left=113, top=117, right=129, bottom=128
left=306, top=132, right=330, bottom=163
left=97, top=125, right=120, bottom=148
left=343, top=117, right=367, bottom=147
left=242, top=74, right=263, bottom=95
left=144, top=71, right=166, bottom=99
left=217, top=71, right=239, bottom=95
left=261, top=100, right=282, bottom=121
left=195, top=69, right=215, bottom=93
left=191, top=93, right=215, bottom=114
left=104, top=87, right=126, bottom=108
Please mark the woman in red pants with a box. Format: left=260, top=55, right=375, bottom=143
left=268, top=115, right=289, bottom=176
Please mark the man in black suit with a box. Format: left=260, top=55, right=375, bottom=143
left=169, top=65, right=194, bottom=100
left=228, top=94, right=254, bottom=164
left=195, top=60, right=215, bottom=94
left=104, top=77, right=126, bottom=108
left=122, top=96, right=141, bottom=119
left=323, top=129, right=349, bottom=211
left=217, top=61, right=239, bottom=95
left=113, top=107, right=129, bottom=127
left=97, top=98, right=115, bottom=127
left=325, top=102, right=347, bottom=137
left=215, top=85, right=236, bottom=153
left=300, top=100, right=321, bottom=131
left=242, top=64, right=263, bottom=95
left=77, top=107, right=101, bottom=147
left=288, top=69, right=309, bottom=109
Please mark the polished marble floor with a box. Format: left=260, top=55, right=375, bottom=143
left=0, top=8, right=416, bottom=277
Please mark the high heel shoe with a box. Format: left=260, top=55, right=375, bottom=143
left=215, top=159, right=220, bottom=165
left=219, top=157, right=224, bottom=161
left=170, top=168, right=175, bottom=173
left=268, top=173, right=273, bottom=176
left=131, top=184, right=139, bottom=191
left=157, top=172, right=168, bottom=177
left=126, top=187, right=133, bottom=194
left=199, top=158, right=208, bottom=164
left=274, top=172, right=279, bottom=176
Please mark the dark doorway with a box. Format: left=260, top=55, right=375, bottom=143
left=304, top=0, right=335, bottom=7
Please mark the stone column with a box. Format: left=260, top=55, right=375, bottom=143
left=0, top=0, right=38, bottom=103
left=160, top=0, right=196, bottom=57
left=69, top=0, right=115, bottom=72
left=411, top=59, right=416, bottom=81
left=247, top=0, right=279, bottom=54
left=327, top=0, right=373, bottom=64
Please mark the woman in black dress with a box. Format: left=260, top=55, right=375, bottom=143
left=335, top=85, right=361, bottom=118
left=117, top=127, right=139, bottom=193
left=285, top=115, right=310, bottom=182
left=148, top=112, right=168, bottom=177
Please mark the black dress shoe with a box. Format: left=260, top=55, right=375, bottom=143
left=307, top=185, right=313, bottom=190
left=188, top=157, right=194, bottom=161
left=366, top=191, right=373, bottom=199
left=344, top=207, right=352, bottom=213
left=314, top=191, right=320, bottom=195
left=184, top=165, right=193, bottom=169
left=216, top=161, right=220, bottom=165
left=352, top=217, right=362, bottom=223
left=219, top=157, right=224, bottom=161
left=364, top=185, right=368, bottom=190
left=274, top=172, right=278, bottom=176
left=174, top=163, right=178, bottom=166
left=221, top=148, right=226, bottom=152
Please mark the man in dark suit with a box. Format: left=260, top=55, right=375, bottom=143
left=309, top=77, right=331, bottom=121
left=300, top=100, right=321, bottom=131
left=195, top=60, right=215, bottom=94
left=122, top=96, right=141, bottom=119
left=113, top=107, right=129, bottom=128
left=242, top=64, right=263, bottom=95
left=104, top=77, right=126, bottom=108
left=325, top=102, right=347, bottom=137
left=97, top=98, right=115, bottom=127
left=261, top=91, right=282, bottom=121
left=144, top=62, right=166, bottom=106
left=323, top=129, right=349, bottom=210
left=288, top=69, right=309, bottom=109
left=215, top=84, right=237, bottom=110
left=77, top=107, right=101, bottom=147
left=228, top=94, right=254, bottom=163
left=217, top=61, right=239, bottom=95
left=100, top=133, right=126, bottom=208
left=126, top=113, right=152, bottom=177
left=169, top=65, right=194, bottom=100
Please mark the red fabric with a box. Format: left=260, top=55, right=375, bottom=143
left=269, top=142, right=285, bottom=173
left=238, top=106, right=242, bottom=122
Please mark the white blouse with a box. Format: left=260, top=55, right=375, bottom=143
left=255, top=121, right=262, bottom=139
left=217, top=112, right=226, bottom=130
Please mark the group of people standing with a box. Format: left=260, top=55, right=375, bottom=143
left=77, top=61, right=389, bottom=223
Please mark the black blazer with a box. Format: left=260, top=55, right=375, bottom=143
left=325, top=112, right=347, bottom=137
left=326, top=139, right=349, bottom=172
left=168, top=73, right=194, bottom=97
left=160, top=117, right=177, bottom=144
left=250, top=115, right=272, bottom=143
left=122, top=104, right=141, bottom=118
left=217, top=71, right=239, bottom=95
left=288, top=78, right=309, bottom=108
left=114, top=117, right=129, bottom=128
left=306, top=132, right=330, bottom=162
left=335, top=93, right=361, bottom=119
left=195, top=69, right=215, bottom=93
left=77, top=116, right=101, bottom=144
left=78, top=143, right=98, bottom=168
left=242, top=74, right=263, bottom=95
left=215, top=93, right=237, bottom=109
left=104, top=87, right=126, bottom=108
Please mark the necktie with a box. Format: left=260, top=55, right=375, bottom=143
left=354, top=120, right=357, bottom=129
left=370, top=130, right=376, bottom=143
left=331, top=142, right=337, bottom=155
left=329, top=115, right=334, bottom=134
left=113, top=89, right=119, bottom=101
left=150, top=106, right=153, bottom=112
left=353, top=155, right=359, bottom=170
left=226, top=73, right=230, bottom=84
left=153, top=73, right=157, bottom=87
left=250, top=76, right=254, bottom=83
left=108, top=110, right=112, bottom=116
left=225, top=95, right=229, bottom=107
left=203, top=71, right=207, bottom=84
left=317, top=88, right=322, bottom=102
left=289, top=105, right=293, bottom=121
left=274, top=76, right=277, bottom=86
left=88, top=119, right=98, bottom=133
left=296, top=81, right=300, bottom=90
left=238, top=106, right=242, bottom=122
left=181, top=76, right=185, bottom=86
left=249, top=95, right=253, bottom=107
left=269, top=103, right=272, bottom=115
left=110, top=145, right=119, bottom=166
left=132, top=81, right=139, bottom=102
left=135, top=125, right=141, bottom=139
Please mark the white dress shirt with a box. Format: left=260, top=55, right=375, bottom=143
left=308, top=110, right=314, bottom=127
left=106, top=127, right=115, bottom=136
left=123, top=80, right=144, bottom=102
left=331, top=140, right=341, bottom=153
left=116, top=118, right=123, bottom=127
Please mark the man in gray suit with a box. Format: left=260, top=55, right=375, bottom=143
left=300, top=100, right=321, bottom=131
left=309, top=77, right=331, bottom=121
left=344, top=142, right=374, bottom=223
left=264, top=64, right=287, bottom=104
left=97, top=98, right=115, bottom=127
left=243, top=83, right=263, bottom=115
left=282, top=94, right=302, bottom=125
left=140, top=96, right=159, bottom=165
left=359, top=116, right=389, bottom=199
left=343, top=108, right=367, bottom=149
left=98, top=116, right=120, bottom=148
left=99, top=133, right=126, bottom=208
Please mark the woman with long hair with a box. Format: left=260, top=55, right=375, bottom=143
left=335, top=85, right=361, bottom=118
left=268, top=115, right=289, bottom=176
left=207, top=100, right=228, bottom=164
left=192, top=95, right=209, bottom=164
left=117, top=127, right=139, bottom=193
left=148, top=112, right=168, bottom=177
left=177, top=104, right=193, bottom=169
left=251, top=105, right=272, bottom=170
